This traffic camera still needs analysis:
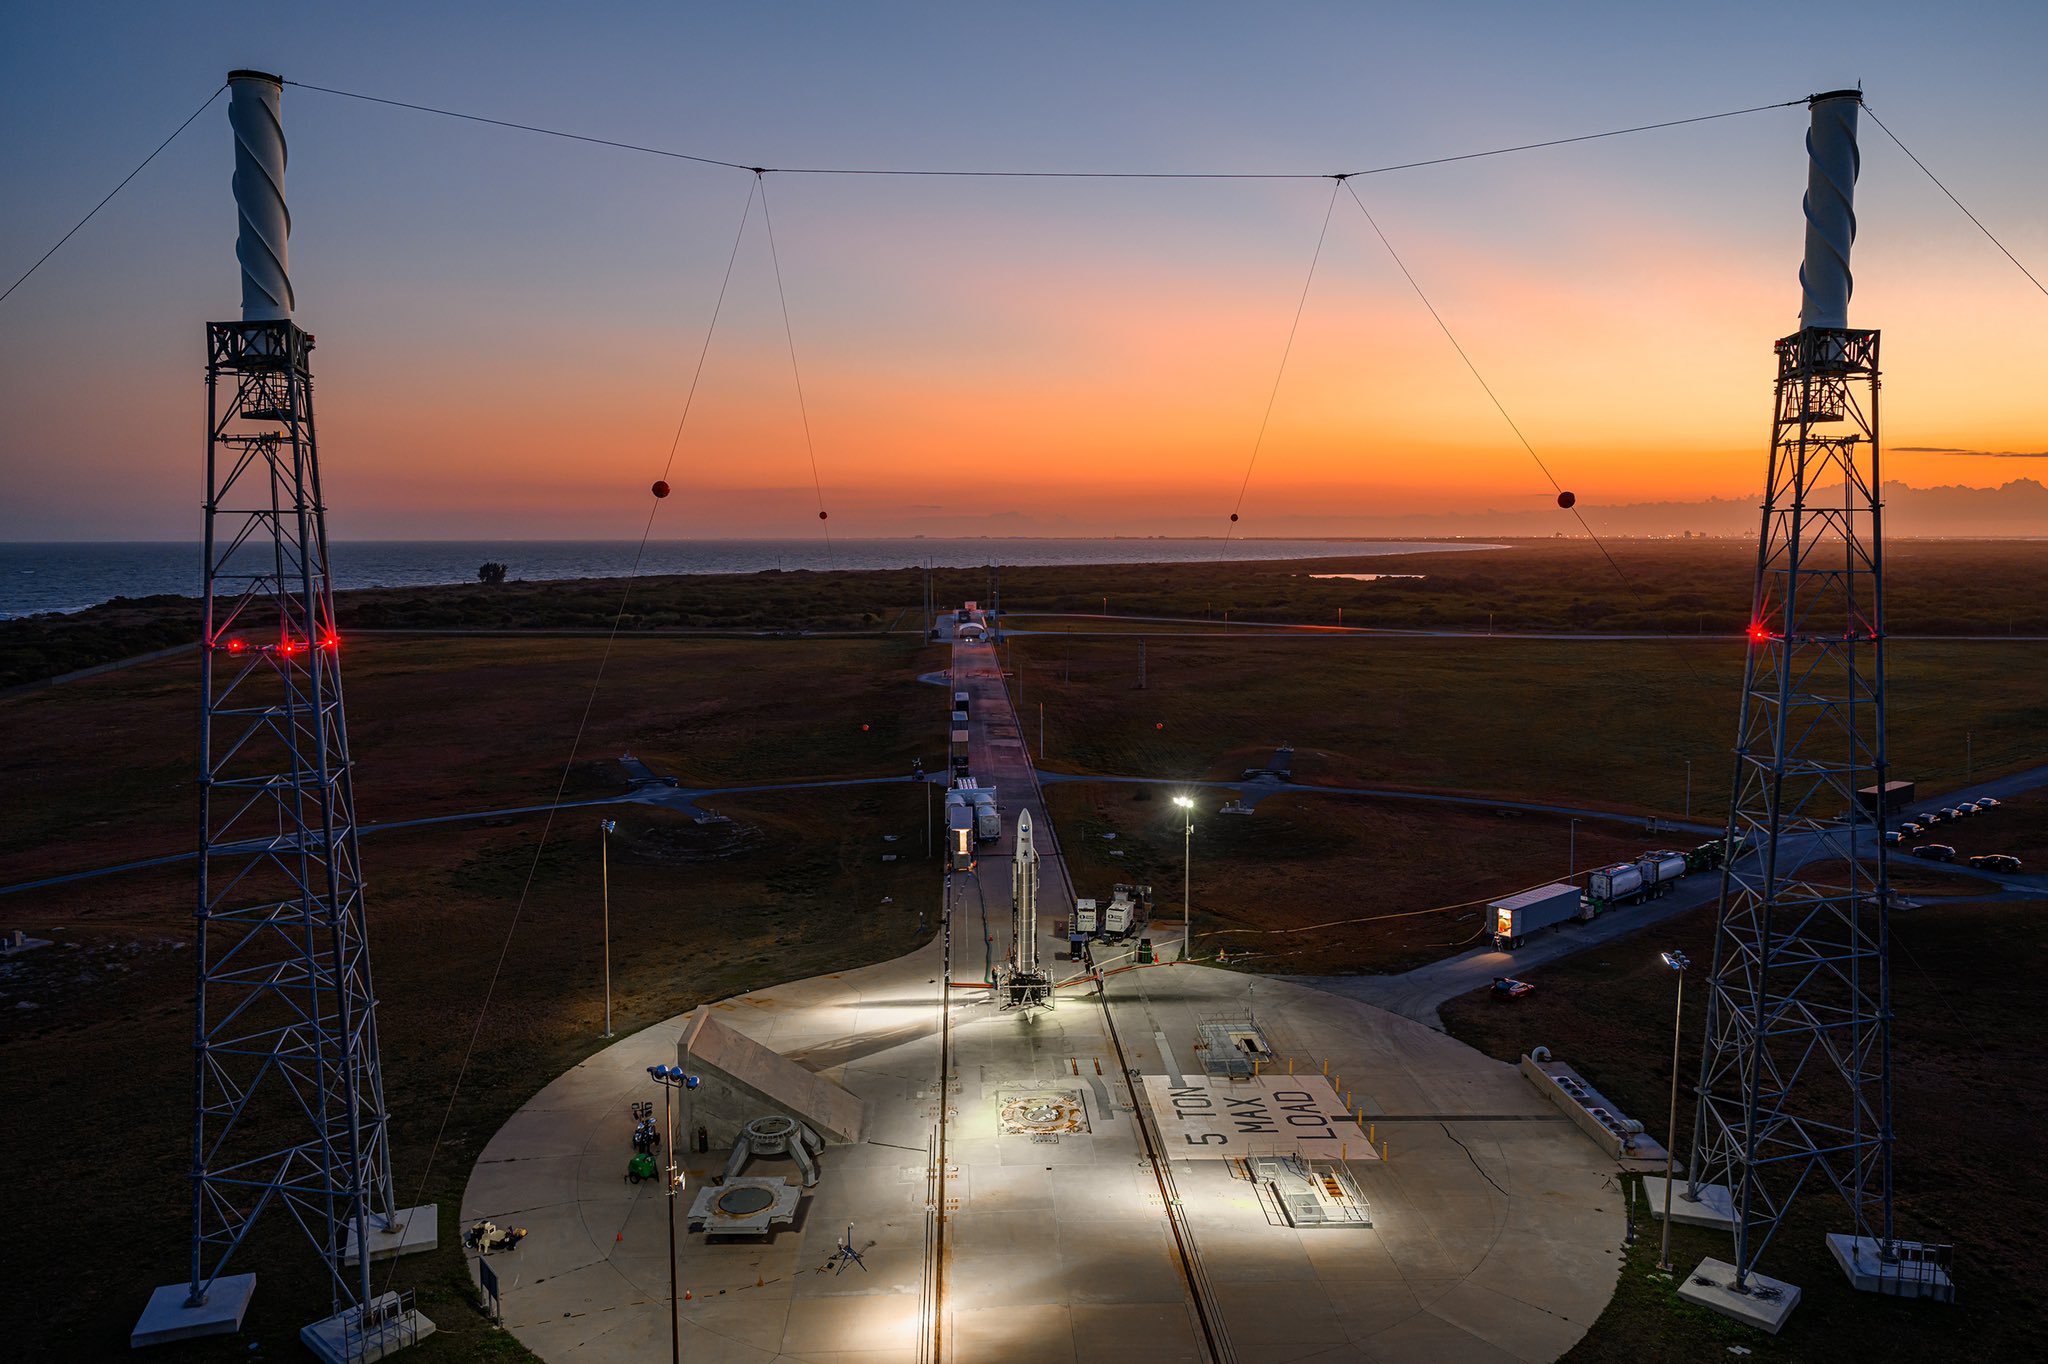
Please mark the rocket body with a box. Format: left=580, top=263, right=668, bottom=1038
left=1012, top=811, right=1039, bottom=978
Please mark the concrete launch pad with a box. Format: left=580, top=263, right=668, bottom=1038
left=458, top=626, right=1628, bottom=1361
left=462, top=947, right=1626, bottom=1363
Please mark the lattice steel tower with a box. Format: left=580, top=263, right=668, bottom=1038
left=1685, top=89, right=1908, bottom=1301
left=137, top=72, right=427, bottom=1356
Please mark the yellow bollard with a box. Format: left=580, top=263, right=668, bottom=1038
left=1382, top=1140, right=1389, bottom=1161
left=1254, top=1059, right=1261, bottom=1077
left=1322, top=1059, right=1329, bottom=1076
left=1369, top=1123, right=1376, bottom=1144
left=1341, top=1142, right=1347, bottom=1161
left=1288, top=1058, right=1295, bottom=1076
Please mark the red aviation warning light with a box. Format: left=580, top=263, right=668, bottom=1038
left=1747, top=621, right=1774, bottom=645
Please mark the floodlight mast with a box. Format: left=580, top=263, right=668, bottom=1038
left=1687, top=87, right=1898, bottom=1294
left=174, top=69, right=406, bottom=1339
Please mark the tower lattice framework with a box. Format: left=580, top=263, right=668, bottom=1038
left=1689, top=323, right=1894, bottom=1285
left=192, top=317, right=396, bottom=1316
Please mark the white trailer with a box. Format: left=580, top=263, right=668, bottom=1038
left=1073, top=898, right=1099, bottom=934
left=1491, top=883, right=1584, bottom=950
left=946, top=802, right=975, bottom=871
left=952, top=778, right=1001, bottom=842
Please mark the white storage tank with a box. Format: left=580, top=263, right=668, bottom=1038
left=1587, top=862, right=1646, bottom=907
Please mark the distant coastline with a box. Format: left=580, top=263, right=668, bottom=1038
left=0, top=537, right=1501, bottom=619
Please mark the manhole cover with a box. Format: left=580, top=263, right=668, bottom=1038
left=714, top=1185, right=777, bottom=1216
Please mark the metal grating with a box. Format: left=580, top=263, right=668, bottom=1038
left=1248, top=1155, right=1371, bottom=1228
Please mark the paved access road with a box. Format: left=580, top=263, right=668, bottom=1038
left=1290, top=762, right=2048, bottom=1029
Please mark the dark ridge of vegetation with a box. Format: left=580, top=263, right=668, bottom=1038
left=7, top=539, right=2045, bottom=689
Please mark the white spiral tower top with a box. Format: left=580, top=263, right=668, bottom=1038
left=1798, top=89, right=1861, bottom=331
left=228, top=70, right=293, bottom=321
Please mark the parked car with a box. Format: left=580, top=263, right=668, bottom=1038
left=1914, top=811, right=1942, bottom=826
left=1940, top=806, right=1966, bottom=820
left=1897, top=822, right=1924, bottom=837
left=1968, top=854, right=2022, bottom=872
left=1912, top=844, right=1957, bottom=863
left=1490, top=977, right=1535, bottom=999
left=1977, top=797, right=2002, bottom=809
left=1883, top=831, right=1903, bottom=845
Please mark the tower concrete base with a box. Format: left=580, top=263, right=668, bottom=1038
left=1828, top=1233, right=1956, bottom=1302
left=1641, top=1177, right=1736, bottom=1230
left=343, top=1203, right=440, bottom=1265
left=300, top=1292, right=435, bottom=1364
left=1677, top=1256, right=1800, bottom=1333
left=131, top=1273, right=256, bottom=1348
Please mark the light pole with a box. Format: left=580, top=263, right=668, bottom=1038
left=647, top=1064, right=699, bottom=1364
left=1173, top=796, right=1194, bottom=960
left=600, top=819, right=616, bottom=1038
left=1658, top=950, right=1690, bottom=1271
left=1684, top=759, right=1692, bottom=821
left=1569, top=817, right=1581, bottom=882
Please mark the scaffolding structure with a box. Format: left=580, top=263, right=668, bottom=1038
left=1688, top=314, right=1900, bottom=1298
left=191, top=313, right=399, bottom=1321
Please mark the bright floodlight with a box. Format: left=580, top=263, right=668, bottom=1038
left=1173, top=796, right=1194, bottom=808
left=1661, top=950, right=1691, bottom=972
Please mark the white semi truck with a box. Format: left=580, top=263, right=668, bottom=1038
left=1490, top=883, right=1585, bottom=950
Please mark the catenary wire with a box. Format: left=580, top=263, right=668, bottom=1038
left=382, top=178, right=763, bottom=1277
left=758, top=174, right=834, bottom=547
left=1226, top=178, right=1344, bottom=542
left=0, top=83, right=226, bottom=307
left=281, top=79, right=758, bottom=171
left=1864, top=105, right=2047, bottom=300
left=1340, top=178, right=1703, bottom=659
left=281, top=78, right=1796, bottom=182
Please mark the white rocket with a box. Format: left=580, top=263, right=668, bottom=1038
left=1011, top=810, right=1039, bottom=978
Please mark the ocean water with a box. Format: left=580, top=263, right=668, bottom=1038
left=0, top=538, right=1493, bottom=619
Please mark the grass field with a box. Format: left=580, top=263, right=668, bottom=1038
left=9, top=538, right=2047, bottom=690
left=0, top=788, right=941, bottom=1362
left=1011, top=635, right=2048, bottom=817
left=0, top=634, right=946, bottom=883
left=1439, top=896, right=2048, bottom=1364
left=1045, top=783, right=1673, bottom=974
left=0, top=634, right=951, bottom=1362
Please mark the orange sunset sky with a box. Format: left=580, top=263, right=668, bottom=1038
left=2, top=4, right=2044, bottom=540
